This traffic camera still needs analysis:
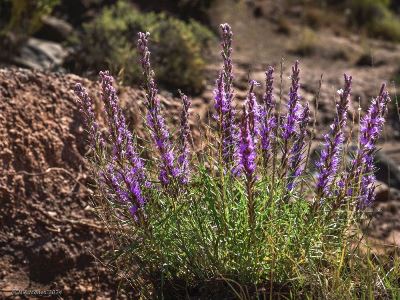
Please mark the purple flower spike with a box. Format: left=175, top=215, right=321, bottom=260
left=99, top=71, right=147, bottom=184
left=263, top=67, right=275, bottom=109
left=337, top=84, right=390, bottom=210
left=239, top=108, right=256, bottom=177
left=355, top=85, right=390, bottom=208
left=214, top=72, right=228, bottom=116
left=316, top=74, right=352, bottom=197
left=238, top=104, right=257, bottom=228
left=233, top=80, right=260, bottom=176
left=282, top=61, right=301, bottom=140
left=78, top=71, right=148, bottom=218
left=260, top=66, right=277, bottom=168
left=280, top=61, right=302, bottom=177
left=74, top=83, right=104, bottom=150
left=137, top=32, right=179, bottom=185
left=287, top=103, right=310, bottom=192
left=213, top=71, right=237, bottom=166
left=107, top=165, right=129, bottom=203
left=218, top=23, right=239, bottom=166
left=245, top=80, right=261, bottom=139
left=75, top=74, right=148, bottom=218
left=178, top=92, right=192, bottom=184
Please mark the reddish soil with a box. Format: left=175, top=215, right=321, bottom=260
left=0, top=68, right=141, bottom=299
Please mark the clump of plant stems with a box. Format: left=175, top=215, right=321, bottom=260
left=75, top=23, right=400, bottom=298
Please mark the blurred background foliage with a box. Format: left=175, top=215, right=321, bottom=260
left=296, top=0, right=400, bottom=41
left=67, top=1, right=214, bottom=94
left=0, top=0, right=60, bottom=34
left=1, top=0, right=400, bottom=93
left=133, top=0, right=214, bottom=23
left=347, top=0, right=400, bottom=41
left=0, top=0, right=60, bottom=50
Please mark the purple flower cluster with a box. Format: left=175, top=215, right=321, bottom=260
left=316, top=74, right=352, bottom=197
left=218, top=23, right=239, bottom=165
left=260, top=67, right=277, bottom=168
left=137, top=32, right=179, bottom=185
left=239, top=105, right=257, bottom=228
left=239, top=108, right=257, bottom=178
left=178, top=92, right=192, bottom=184
left=99, top=72, right=147, bottom=183
left=282, top=61, right=302, bottom=141
left=214, top=73, right=228, bottom=117
left=287, top=103, right=310, bottom=191
left=246, top=80, right=261, bottom=138
left=74, top=22, right=391, bottom=219
left=280, top=61, right=302, bottom=177
left=106, top=164, right=145, bottom=210
left=233, top=80, right=260, bottom=177
left=75, top=72, right=147, bottom=217
left=352, top=85, right=390, bottom=207
left=74, top=83, right=104, bottom=150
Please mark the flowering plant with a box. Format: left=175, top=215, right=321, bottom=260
left=75, top=24, right=399, bottom=298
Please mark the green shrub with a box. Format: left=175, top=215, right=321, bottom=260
left=135, top=0, right=215, bottom=23
left=349, top=0, right=400, bottom=41
left=0, top=0, right=59, bottom=52
left=368, top=12, right=400, bottom=41
left=3, top=0, right=59, bottom=34
left=71, top=1, right=214, bottom=94
left=289, top=0, right=400, bottom=42
left=293, top=27, right=317, bottom=56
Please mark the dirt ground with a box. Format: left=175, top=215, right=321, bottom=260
left=0, top=68, right=127, bottom=299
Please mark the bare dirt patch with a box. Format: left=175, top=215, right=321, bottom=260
left=0, top=68, right=142, bottom=298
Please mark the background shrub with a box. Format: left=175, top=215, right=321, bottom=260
left=69, top=1, right=214, bottom=94
left=290, top=0, right=400, bottom=41
left=134, top=0, right=215, bottom=24
left=0, top=0, right=60, bottom=52
left=293, top=27, right=317, bottom=56
left=349, top=0, right=400, bottom=41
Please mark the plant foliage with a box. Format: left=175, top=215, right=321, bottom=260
left=0, top=0, right=59, bottom=52
left=74, top=23, right=400, bottom=298
left=71, top=1, right=214, bottom=94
